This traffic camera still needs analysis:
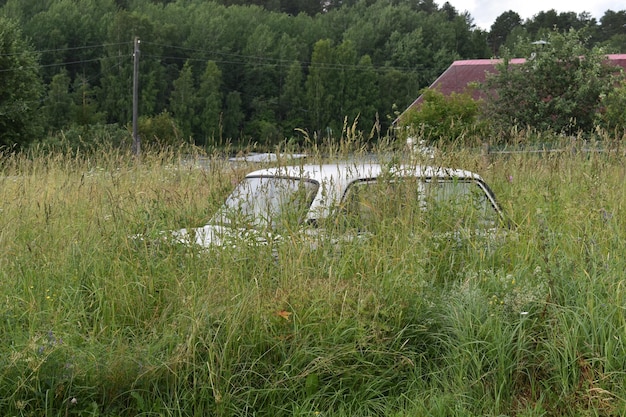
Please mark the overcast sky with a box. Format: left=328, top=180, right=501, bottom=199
left=445, top=0, right=625, bottom=31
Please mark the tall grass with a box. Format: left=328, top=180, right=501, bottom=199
left=0, top=142, right=624, bottom=416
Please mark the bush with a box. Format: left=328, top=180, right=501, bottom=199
left=398, top=88, right=486, bottom=145
left=137, top=111, right=186, bottom=149
left=595, top=79, right=626, bottom=132
left=32, top=123, right=131, bottom=154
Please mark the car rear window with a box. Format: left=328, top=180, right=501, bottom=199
left=339, top=177, right=500, bottom=233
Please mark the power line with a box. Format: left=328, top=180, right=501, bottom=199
left=0, top=42, right=132, bottom=58
left=141, top=41, right=426, bottom=74
left=141, top=52, right=425, bottom=75
left=0, top=54, right=131, bottom=74
left=0, top=39, right=429, bottom=76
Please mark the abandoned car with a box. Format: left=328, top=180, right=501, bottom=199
left=171, top=162, right=505, bottom=248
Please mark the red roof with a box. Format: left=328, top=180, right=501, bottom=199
left=396, top=54, right=626, bottom=122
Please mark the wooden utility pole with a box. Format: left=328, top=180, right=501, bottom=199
left=132, top=36, right=141, bottom=157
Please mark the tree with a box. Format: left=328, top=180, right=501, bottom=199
left=70, top=75, right=105, bottom=126
left=488, top=11, right=522, bottom=56
left=597, top=10, right=626, bottom=52
left=345, top=54, right=379, bottom=135
left=0, top=0, right=49, bottom=23
left=279, top=61, right=305, bottom=136
left=598, top=10, right=626, bottom=39
left=23, top=0, right=115, bottom=83
left=482, top=29, right=625, bottom=136
left=333, top=40, right=359, bottom=125
left=0, top=17, right=44, bottom=147
left=42, top=70, right=73, bottom=132
left=222, top=91, right=244, bottom=141
left=98, top=10, right=152, bottom=125
left=197, top=61, right=223, bottom=146
left=280, top=0, right=322, bottom=16
left=169, top=60, right=198, bottom=141
left=305, top=39, right=335, bottom=138
left=241, top=24, right=280, bottom=141
left=524, top=9, right=592, bottom=38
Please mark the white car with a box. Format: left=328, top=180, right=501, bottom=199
left=172, top=162, right=505, bottom=248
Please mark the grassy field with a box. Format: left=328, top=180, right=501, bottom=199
left=0, top=142, right=625, bottom=416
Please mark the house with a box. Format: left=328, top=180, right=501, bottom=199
left=395, top=54, right=626, bottom=123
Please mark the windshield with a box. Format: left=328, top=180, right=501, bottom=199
left=211, top=176, right=319, bottom=230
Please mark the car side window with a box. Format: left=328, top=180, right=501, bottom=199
left=337, top=177, right=499, bottom=234
left=338, top=178, right=423, bottom=233
left=422, top=179, right=499, bottom=231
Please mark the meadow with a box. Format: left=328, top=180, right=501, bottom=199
left=0, top=140, right=625, bottom=416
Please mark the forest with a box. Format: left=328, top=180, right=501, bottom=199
left=0, top=0, right=625, bottom=150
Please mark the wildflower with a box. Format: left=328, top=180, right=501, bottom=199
left=70, top=397, right=77, bottom=405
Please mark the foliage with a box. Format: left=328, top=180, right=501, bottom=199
left=137, top=110, right=183, bottom=148
left=597, top=10, right=626, bottom=52
left=0, top=0, right=496, bottom=148
left=482, top=29, right=625, bottom=136
left=169, top=60, right=198, bottom=140
left=198, top=60, right=224, bottom=146
left=524, top=9, right=593, bottom=37
left=41, top=70, right=73, bottom=132
left=0, top=17, right=44, bottom=148
left=595, top=79, right=626, bottom=132
left=0, top=1, right=624, bottom=149
left=488, top=10, right=522, bottom=56
left=399, top=88, right=486, bottom=144
left=31, top=123, right=131, bottom=153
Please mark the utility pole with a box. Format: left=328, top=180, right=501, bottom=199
left=132, top=36, right=141, bottom=157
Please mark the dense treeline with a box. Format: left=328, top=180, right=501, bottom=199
left=0, top=0, right=624, bottom=149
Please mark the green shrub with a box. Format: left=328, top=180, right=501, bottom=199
left=595, top=79, right=626, bottom=132
left=398, top=88, right=486, bottom=144
left=137, top=111, right=186, bottom=149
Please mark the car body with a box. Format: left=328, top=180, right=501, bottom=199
left=172, top=162, right=505, bottom=248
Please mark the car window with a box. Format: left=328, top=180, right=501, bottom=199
left=211, top=177, right=319, bottom=231
left=338, top=177, right=423, bottom=233
left=422, top=178, right=500, bottom=231
left=338, top=177, right=499, bottom=234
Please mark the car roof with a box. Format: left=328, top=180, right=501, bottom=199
left=244, top=162, right=482, bottom=185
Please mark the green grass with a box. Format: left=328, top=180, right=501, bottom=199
left=0, top=142, right=625, bottom=416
